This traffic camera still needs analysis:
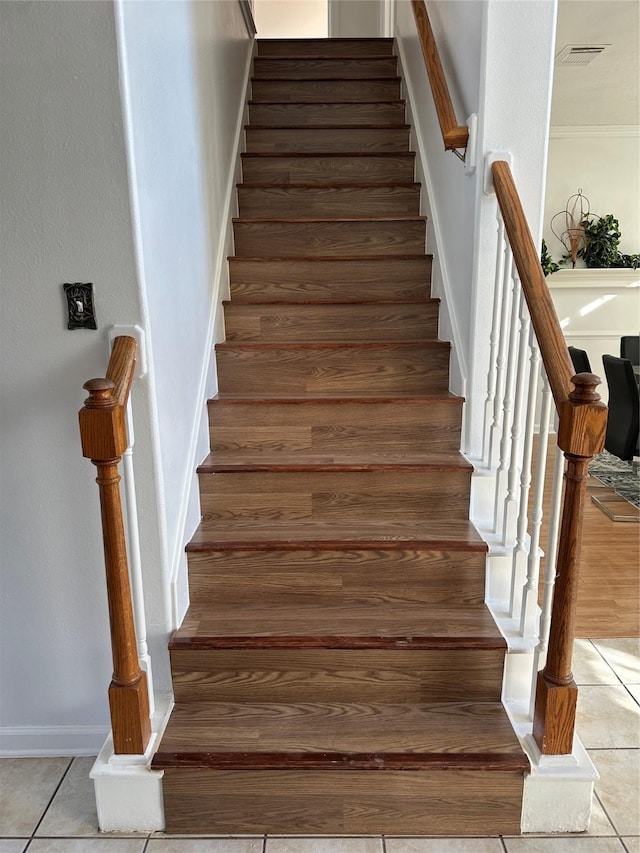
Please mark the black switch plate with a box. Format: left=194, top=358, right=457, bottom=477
left=63, top=282, right=97, bottom=330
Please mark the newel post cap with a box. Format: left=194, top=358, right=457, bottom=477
left=557, top=372, right=608, bottom=458
left=79, top=379, right=128, bottom=461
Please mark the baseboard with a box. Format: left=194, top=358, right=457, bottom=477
left=0, top=725, right=109, bottom=757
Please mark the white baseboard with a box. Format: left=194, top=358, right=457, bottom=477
left=0, top=725, right=109, bottom=757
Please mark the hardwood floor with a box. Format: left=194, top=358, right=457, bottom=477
left=540, top=436, right=639, bottom=638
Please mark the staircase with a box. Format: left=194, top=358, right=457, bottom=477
left=152, top=37, right=528, bottom=835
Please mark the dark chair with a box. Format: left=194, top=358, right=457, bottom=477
left=568, top=346, right=592, bottom=374
left=620, top=335, right=640, bottom=365
left=602, top=354, right=640, bottom=461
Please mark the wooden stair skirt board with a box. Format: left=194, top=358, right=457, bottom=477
left=154, top=37, right=528, bottom=835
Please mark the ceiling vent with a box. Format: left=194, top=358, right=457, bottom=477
left=556, top=44, right=609, bottom=66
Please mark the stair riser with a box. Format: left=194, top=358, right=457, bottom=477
left=251, top=79, right=401, bottom=102
left=198, top=470, right=471, bottom=523
left=170, top=648, right=506, bottom=704
left=242, top=154, right=415, bottom=184
left=228, top=257, right=432, bottom=302
left=248, top=101, right=406, bottom=127
left=162, top=768, right=523, bottom=835
left=215, top=345, right=450, bottom=394
left=233, top=220, right=426, bottom=257
left=253, top=57, right=398, bottom=79
left=257, top=39, right=395, bottom=58
left=245, top=127, right=410, bottom=154
left=186, top=549, right=486, bottom=607
left=209, top=400, right=461, bottom=454
left=223, top=302, right=437, bottom=342
left=237, top=185, right=421, bottom=218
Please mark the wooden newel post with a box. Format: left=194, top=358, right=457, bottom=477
left=80, top=378, right=151, bottom=755
left=533, top=373, right=608, bottom=754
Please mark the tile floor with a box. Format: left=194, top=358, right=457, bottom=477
left=1, top=639, right=638, bottom=853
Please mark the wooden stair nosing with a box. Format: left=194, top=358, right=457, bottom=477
left=197, top=455, right=473, bottom=475
left=209, top=391, right=461, bottom=404
left=221, top=298, right=437, bottom=306
left=169, top=635, right=505, bottom=652
left=187, top=532, right=485, bottom=552
left=228, top=253, right=430, bottom=261
left=247, top=99, right=406, bottom=105
left=241, top=151, right=415, bottom=158
left=153, top=752, right=528, bottom=772
left=244, top=124, right=411, bottom=131
left=232, top=216, right=427, bottom=224
left=215, top=340, right=449, bottom=351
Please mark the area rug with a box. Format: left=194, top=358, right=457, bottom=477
left=589, top=450, right=640, bottom=509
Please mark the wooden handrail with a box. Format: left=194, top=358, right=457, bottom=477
left=410, top=0, right=469, bottom=151
left=79, top=336, right=151, bottom=755
left=491, top=160, right=608, bottom=754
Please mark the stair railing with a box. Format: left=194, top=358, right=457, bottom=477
left=410, top=0, right=469, bottom=154
left=490, top=161, right=607, bottom=754
left=79, top=335, right=151, bottom=755
left=410, top=1, right=608, bottom=755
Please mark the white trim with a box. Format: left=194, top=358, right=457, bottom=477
left=0, top=726, right=109, bottom=757
left=395, top=31, right=468, bottom=394
left=548, top=268, right=640, bottom=288
left=563, top=330, right=640, bottom=339
left=550, top=124, right=640, bottom=139
left=238, top=0, right=257, bottom=37
left=167, top=41, right=256, bottom=630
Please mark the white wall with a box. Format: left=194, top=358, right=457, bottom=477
left=0, top=0, right=253, bottom=755
left=0, top=0, right=145, bottom=753
left=255, top=0, right=328, bottom=37
left=329, top=0, right=385, bottom=36
left=396, top=0, right=557, bottom=458
left=544, top=129, right=640, bottom=263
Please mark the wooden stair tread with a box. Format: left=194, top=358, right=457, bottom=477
left=232, top=216, right=427, bottom=223
left=241, top=151, right=415, bottom=157
left=238, top=182, right=420, bottom=188
left=198, top=450, right=473, bottom=473
left=209, top=392, right=461, bottom=402
left=187, top=518, right=485, bottom=551
left=245, top=125, right=411, bottom=130
left=248, top=99, right=405, bottom=105
left=222, top=298, right=437, bottom=306
left=216, top=340, right=448, bottom=350
left=153, top=701, right=527, bottom=768
left=229, top=253, right=429, bottom=261
left=171, top=602, right=503, bottom=647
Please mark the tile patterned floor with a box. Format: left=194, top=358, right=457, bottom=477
left=1, top=639, right=638, bottom=852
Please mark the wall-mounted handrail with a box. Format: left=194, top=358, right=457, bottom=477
left=410, top=0, right=469, bottom=152
left=490, top=160, right=608, bottom=755
left=79, top=336, right=151, bottom=755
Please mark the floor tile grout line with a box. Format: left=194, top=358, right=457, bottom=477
left=594, top=789, right=624, bottom=839
left=28, top=756, right=74, bottom=840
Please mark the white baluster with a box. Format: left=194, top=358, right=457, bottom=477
left=488, top=247, right=513, bottom=471
left=482, top=215, right=506, bottom=467
left=520, top=366, right=553, bottom=636
left=502, top=284, right=531, bottom=546
left=493, top=267, right=520, bottom=534
left=122, top=401, right=154, bottom=714
left=509, top=324, right=539, bottom=619
left=529, top=435, right=565, bottom=719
